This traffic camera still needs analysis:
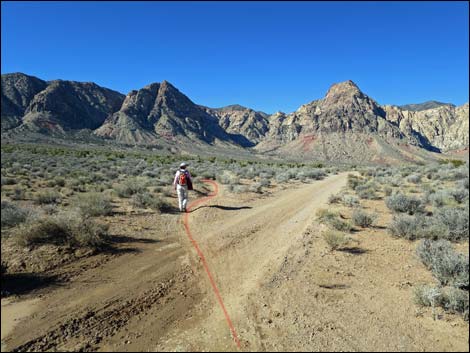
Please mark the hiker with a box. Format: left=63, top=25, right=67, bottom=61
left=173, top=162, right=193, bottom=212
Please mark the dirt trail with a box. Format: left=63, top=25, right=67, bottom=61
left=2, top=173, right=468, bottom=352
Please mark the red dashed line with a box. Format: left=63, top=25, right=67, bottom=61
left=183, top=179, right=241, bottom=349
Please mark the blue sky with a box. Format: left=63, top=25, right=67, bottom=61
left=2, top=1, right=468, bottom=113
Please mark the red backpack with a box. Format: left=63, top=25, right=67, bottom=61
left=179, top=171, right=188, bottom=185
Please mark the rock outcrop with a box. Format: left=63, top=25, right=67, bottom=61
left=383, top=103, right=469, bottom=152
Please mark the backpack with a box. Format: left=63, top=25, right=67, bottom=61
left=178, top=170, right=188, bottom=186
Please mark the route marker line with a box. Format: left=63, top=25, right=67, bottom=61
left=183, top=179, right=241, bottom=349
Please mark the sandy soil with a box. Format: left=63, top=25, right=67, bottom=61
left=1, top=173, right=468, bottom=352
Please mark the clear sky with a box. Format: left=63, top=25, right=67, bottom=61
left=2, top=1, right=469, bottom=113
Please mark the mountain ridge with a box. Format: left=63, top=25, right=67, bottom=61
left=1, top=72, right=468, bottom=163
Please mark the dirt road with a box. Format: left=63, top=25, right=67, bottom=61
left=2, top=173, right=468, bottom=352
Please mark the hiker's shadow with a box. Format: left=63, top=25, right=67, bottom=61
left=190, top=205, right=253, bottom=213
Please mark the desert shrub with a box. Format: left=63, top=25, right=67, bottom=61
left=449, top=188, right=469, bottom=204
left=347, top=174, right=362, bottom=190
left=233, top=185, right=248, bottom=193
left=249, top=182, right=263, bottom=193
left=385, top=193, right=425, bottom=215
left=356, top=186, right=380, bottom=200
left=217, top=171, right=240, bottom=185
left=429, top=190, right=455, bottom=207
left=342, top=194, right=360, bottom=207
left=34, top=190, right=61, bottom=205
left=316, top=209, right=338, bottom=223
left=388, top=215, right=444, bottom=241
left=75, top=192, right=113, bottom=217
left=132, top=192, right=173, bottom=212
left=442, top=287, right=469, bottom=320
left=11, top=187, right=26, bottom=200
left=1, top=201, right=32, bottom=228
left=323, top=230, right=350, bottom=251
left=304, top=169, right=326, bottom=180
left=13, top=212, right=109, bottom=250
left=414, top=285, right=469, bottom=321
left=317, top=209, right=353, bottom=232
left=114, top=179, right=146, bottom=198
left=275, top=173, right=289, bottom=183
left=42, top=204, right=58, bottom=215
left=329, top=217, right=354, bottom=232
left=383, top=186, right=393, bottom=196
left=414, top=285, right=443, bottom=308
left=328, top=193, right=342, bottom=204
left=259, top=179, right=271, bottom=187
left=457, top=178, right=469, bottom=190
left=1, top=177, right=17, bottom=186
left=352, top=209, right=377, bottom=228
left=416, top=239, right=468, bottom=288
left=407, top=174, right=422, bottom=184
left=434, top=206, right=469, bottom=241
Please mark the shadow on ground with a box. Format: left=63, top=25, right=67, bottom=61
left=190, top=205, right=253, bottom=213
left=99, top=235, right=161, bottom=255
left=1, top=272, right=61, bottom=296
left=339, top=246, right=369, bottom=255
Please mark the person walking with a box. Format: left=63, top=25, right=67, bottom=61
left=173, top=162, right=193, bottom=212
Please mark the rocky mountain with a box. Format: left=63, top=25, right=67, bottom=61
left=1, top=73, right=125, bottom=133
left=1, top=73, right=48, bottom=129
left=2, top=73, right=468, bottom=163
left=399, top=100, right=455, bottom=112
left=203, top=104, right=270, bottom=146
left=95, top=81, right=252, bottom=146
left=255, top=81, right=425, bottom=163
left=383, top=103, right=469, bottom=152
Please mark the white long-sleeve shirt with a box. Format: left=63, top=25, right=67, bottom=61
left=173, top=169, right=192, bottom=188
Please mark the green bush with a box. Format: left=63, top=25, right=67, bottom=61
left=416, top=239, right=468, bottom=288
left=1, top=201, right=31, bottom=228
left=385, top=193, right=425, bottom=215
left=75, top=192, right=113, bottom=217
left=388, top=215, right=444, bottom=241
left=323, top=230, right=350, bottom=251
left=435, top=206, right=469, bottom=241
left=342, top=194, right=360, bottom=207
left=13, top=212, right=109, bottom=250
left=34, top=190, right=61, bottom=205
left=352, top=209, right=377, bottom=228
left=132, top=192, right=173, bottom=212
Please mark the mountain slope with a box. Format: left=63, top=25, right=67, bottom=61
left=399, top=100, right=455, bottom=112
left=203, top=104, right=270, bottom=146
left=1, top=73, right=48, bottom=129
left=1, top=73, right=125, bottom=133
left=383, top=103, right=469, bottom=152
left=95, top=81, right=252, bottom=146
left=255, top=80, right=424, bottom=163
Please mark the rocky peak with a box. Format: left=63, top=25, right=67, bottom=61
left=324, top=80, right=362, bottom=102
